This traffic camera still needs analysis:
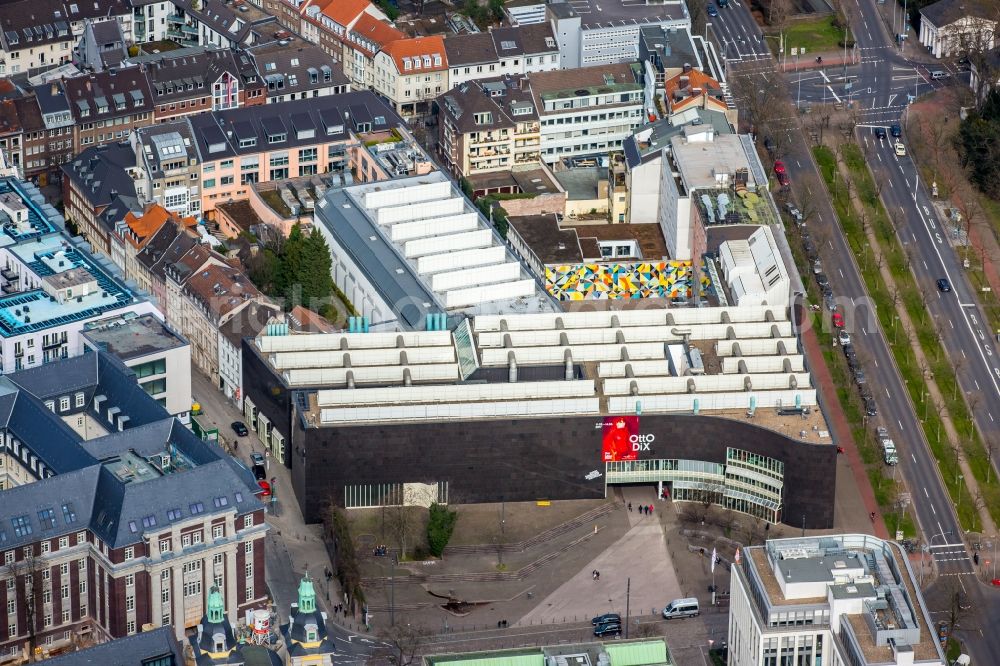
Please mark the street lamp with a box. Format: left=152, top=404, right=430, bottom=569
left=923, top=529, right=953, bottom=586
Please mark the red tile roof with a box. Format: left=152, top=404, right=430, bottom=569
left=381, top=35, right=448, bottom=74
left=316, top=0, right=370, bottom=27
left=349, top=12, right=405, bottom=51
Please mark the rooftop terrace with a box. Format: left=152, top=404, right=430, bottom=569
left=83, top=313, right=187, bottom=360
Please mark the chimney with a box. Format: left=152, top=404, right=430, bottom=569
left=683, top=63, right=692, bottom=73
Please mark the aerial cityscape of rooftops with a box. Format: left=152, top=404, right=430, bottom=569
left=0, top=0, right=996, bottom=661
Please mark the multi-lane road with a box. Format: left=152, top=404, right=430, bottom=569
left=712, top=0, right=1000, bottom=659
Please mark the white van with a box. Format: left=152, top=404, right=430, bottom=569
left=663, top=597, right=700, bottom=619
left=930, top=70, right=947, bottom=80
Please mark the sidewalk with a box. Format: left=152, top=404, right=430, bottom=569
left=189, top=372, right=349, bottom=626
left=800, top=320, right=890, bottom=539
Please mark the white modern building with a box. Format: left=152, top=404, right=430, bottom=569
left=531, top=63, right=645, bottom=164
left=718, top=227, right=790, bottom=307
left=0, top=178, right=161, bottom=374
left=547, top=0, right=691, bottom=68
left=81, top=312, right=192, bottom=424
left=729, top=534, right=947, bottom=666
left=311, top=171, right=556, bottom=331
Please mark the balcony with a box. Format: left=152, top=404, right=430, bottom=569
left=42, top=338, right=66, bottom=351
left=1, top=282, right=19, bottom=295
left=1, top=267, right=19, bottom=280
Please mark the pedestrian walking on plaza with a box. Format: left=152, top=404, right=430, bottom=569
left=592, top=569, right=598, bottom=580
left=648, top=504, right=653, bottom=515
left=595, top=570, right=600, bottom=581
left=628, top=502, right=632, bottom=512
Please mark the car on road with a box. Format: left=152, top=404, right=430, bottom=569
left=853, top=368, right=867, bottom=385
left=894, top=141, right=906, bottom=156
left=930, top=70, right=948, bottom=80
left=875, top=127, right=887, bottom=140
left=256, top=480, right=271, bottom=497
left=707, top=3, right=718, bottom=16
left=824, top=293, right=837, bottom=311
left=820, top=284, right=833, bottom=299
left=890, top=123, right=902, bottom=137
left=832, top=311, right=845, bottom=328
left=592, top=613, right=621, bottom=625
left=937, top=278, right=952, bottom=292
left=231, top=421, right=249, bottom=437
left=838, top=330, right=852, bottom=346
left=593, top=622, right=622, bottom=637
left=815, top=272, right=830, bottom=288
left=773, top=160, right=790, bottom=186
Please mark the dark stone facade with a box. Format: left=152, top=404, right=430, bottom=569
left=287, top=412, right=837, bottom=529
left=242, top=342, right=837, bottom=530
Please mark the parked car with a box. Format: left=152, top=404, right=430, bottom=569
left=256, top=480, right=272, bottom=497
left=593, top=622, right=622, bottom=637
left=773, top=160, right=790, bottom=186
left=832, top=312, right=845, bottom=328
left=877, top=426, right=890, bottom=439
left=854, top=368, right=867, bottom=385
left=252, top=464, right=267, bottom=481
left=816, top=273, right=830, bottom=288
left=592, top=613, right=622, bottom=626
left=663, top=597, right=701, bottom=619
left=785, top=202, right=803, bottom=221
left=937, top=278, right=952, bottom=292
left=231, top=421, right=249, bottom=437
left=864, top=396, right=878, bottom=417
left=838, top=330, right=852, bottom=346
left=250, top=452, right=265, bottom=467
left=707, top=3, right=718, bottom=16
left=820, top=284, right=834, bottom=298
left=890, top=123, right=902, bottom=137
left=875, top=127, right=887, bottom=140
left=824, top=293, right=837, bottom=311
left=813, top=259, right=823, bottom=274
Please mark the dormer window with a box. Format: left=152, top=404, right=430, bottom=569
left=267, top=132, right=286, bottom=144
left=403, top=57, right=411, bottom=71
left=422, top=55, right=431, bottom=68
left=433, top=54, right=441, bottom=67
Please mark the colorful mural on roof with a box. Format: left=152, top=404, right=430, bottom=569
left=544, top=261, right=709, bottom=300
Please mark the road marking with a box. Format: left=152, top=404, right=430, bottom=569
left=975, top=379, right=980, bottom=390
left=923, top=487, right=929, bottom=498
left=873, top=357, right=878, bottom=368
left=931, top=504, right=936, bottom=515
left=949, top=319, right=954, bottom=329
left=885, top=387, right=891, bottom=398
left=898, top=419, right=904, bottom=430
left=839, top=268, right=844, bottom=278
left=960, top=303, right=976, bottom=308
left=961, top=348, right=966, bottom=359
left=990, top=412, right=995, bottom=422
left=862, top=326, right=868, bottom=335
left=877, top=151, right=882, bottom=162
left=912, top=453, right=917, bottom=462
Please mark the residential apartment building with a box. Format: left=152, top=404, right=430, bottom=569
left=0, top=350, right=267, bottom=655
left=132, top=121, right=202, bottom=218
left=530, top=63, right=645, bottom=163
left=373, top=36, right=448, bottom=116
left=75, top=19, right=127, bottom=72
left=189, top=92, right=396, bottom=214
left=126, top=46, right=266, bottom=122
left=341, top=13, right=404, bottom=90
left=134, top=222, right=199, bottom=309
left=246, top=37, right=350, bottom=103
left=0, top=0, right=74, bottom=77
left=62, top=142, right=140, bottom=258
left=728, top=534, right=946, bottom=666
left=0, top=102, right=23, bottom=181
left=30, top=83, right=76, bottom=183
left=218, top=300, right=279, bottom=405
left=445, top=23, right=559, bottom=88
left=0, top=0, right=132, bottom=78
left=63, top=67, right=155, bottom=154
left=108, top=203, right=197, bottom=289
left=166, top=258, right=266, bottom=384
left=167, top=0, right=276, bottom=49
left=131, top=0, right=177, bottom=44
left=437, top=76, right=540, bottom=179
left=0, top=178, right=161, bottom=374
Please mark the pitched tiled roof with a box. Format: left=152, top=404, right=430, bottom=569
left=382, top=35, right=448, bottom=73
left=63, top=67, right=154, bottom=123
left=62, top=142, right=137, bottom=209
left=445, top=32, right=497, bottom=67
left=318, top=0, right=370, bottom=27
left=921, top=0, right=997, bottom=26
left=348, top=12, right=405, bottom=53
left=122, top=205, right=196, bottom=250
left=183, top=262, right=262, bottom=321
left=43, top=627, right=184, bottom=666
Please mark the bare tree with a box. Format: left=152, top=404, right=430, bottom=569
left=986, top=436, right=998, bottom=483
left=375, top=623, right=431, bottom=666
left=385, top=506, right=419, bottom=561
left=9, top=549, right=46, bottom=661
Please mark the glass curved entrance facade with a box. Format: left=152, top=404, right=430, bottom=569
left=605, top=447, right=784, bottom=522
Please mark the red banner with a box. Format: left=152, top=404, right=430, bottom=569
left=602, top=416, right=640, bottom=462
